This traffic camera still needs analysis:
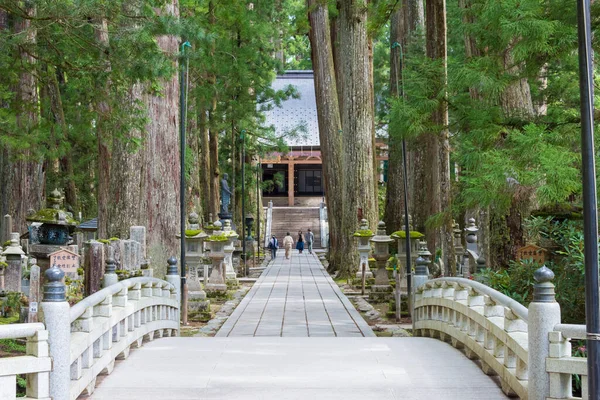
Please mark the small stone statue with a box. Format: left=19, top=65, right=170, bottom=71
left=220, top=173, right=233, bottom=213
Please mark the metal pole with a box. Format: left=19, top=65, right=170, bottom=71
left=257, top=163, right=260, bottom=266
left=179, top=41, right=191, bottom=325
left=576, top=0, right=600, bottom=397
left=402, top=139, right=412, bottom=314
left=241, top=130, right=246, bottom=275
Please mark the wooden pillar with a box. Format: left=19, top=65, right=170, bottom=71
left=288, top=162, right=295, bottom=206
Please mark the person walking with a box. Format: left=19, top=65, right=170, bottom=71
left=307, top=228, right=314, bottom=254
left=296, top=230, right=305, bottom=254
left=283, top=232, right=294, bottom=259
left=268, top=235, right=278, bottom=260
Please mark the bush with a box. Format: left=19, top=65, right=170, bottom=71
left=479, top=216, right=587, bottom=324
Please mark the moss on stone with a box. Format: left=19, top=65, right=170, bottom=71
left=353, top=229, right=374, bottom=237
left=390, top=231, right=425, bottom=239
left=98, top=239, right=111, bottom=244
left=109, top=237, right=120, bottom=241
left=207, top=233, right=229, bottom=242
left=26, top=208, right=77, bottom=225
left=204, top=225, right=220, bottom=231
left=185, top=229, right=204, bottom=237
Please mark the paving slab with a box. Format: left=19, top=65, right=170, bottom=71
left=217, top=250, right=375, bottom=337
left=86, top=337, right=510, bottom=400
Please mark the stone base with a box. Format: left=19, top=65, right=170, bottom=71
left=226, top=278, right=239, bottom=290
left=355, top=270, right=373, bottom=279
left=188, top=297, right=211, bottom=322
left=369, top=285, right=392, bottom=303
left=141, top=268, right=153, bottom=278
left=189, top=291, right=207, bottom=301
left=205, top=283, right=228, bottom=300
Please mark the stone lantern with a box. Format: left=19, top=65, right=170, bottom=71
left=2, top=233, right=25, bottom=292
left=26, top=189, right=77, bottom=246
left=221, top=220, right=239, bottom=286
left=26, top=189, right=78, bottom=273
left=391, top=215, right=423, bottom=275
left=205, top=232, right=228, bottom=295
left=369, top=221, right=394, bottom=302
left=179, top=212, right=208, bottom=292
left=354, top=219, right=374, bottom=279
left=465, top=217, right=479, bottom=252
left=413, top=241, right=432, bottom=292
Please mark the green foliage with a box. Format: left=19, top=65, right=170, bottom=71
left=480, top=216, right=587, bottom=323
left=185, top=229, right=203, bottom=237
left=390, top=231, right=424, bottom=239
left=353, top=230, right=374, bottom=237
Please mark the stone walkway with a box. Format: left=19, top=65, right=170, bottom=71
left=216, top=250, right=375, bottom=337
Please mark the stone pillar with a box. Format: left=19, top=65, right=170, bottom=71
left=102, top=247, right=118, bottom=288
left=3, top=232, right=25, bottom=292
left=462, top=251, right=470, bottom=278
left=2, top=214, right=12, bottom=244
left=165, top=257, right=181, bottom=305
left=28, top=259, right=41, bottom=323
left=40, top=265, right=70, bottom=400
left=287, top=161, right=294, bottom=206
left=476, top=255, right=486, bottom=278
left=528, top=266, right=561, bottom=400
left=130, top=226, right=147, bottom=259
left=84, top=241, right=105, bottom=295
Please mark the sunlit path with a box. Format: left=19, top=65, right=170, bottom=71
left=216, top=250, right=374, bottom=337
left=85, top=337, right=509, bottom=400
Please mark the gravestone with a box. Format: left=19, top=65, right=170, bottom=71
left=2, top=215, right=12, bottom=245
left=2, top=233, right=25, bottom=292
left=28, top=260, right=40, bottom=323
left=84, top=241, right=105, bottom=295
left=130, top=226, right=147, bottom=259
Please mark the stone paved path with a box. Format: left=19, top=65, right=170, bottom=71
left=87, top=337, right=510, bottom=400
left=216, top=250, right=375, bottom=337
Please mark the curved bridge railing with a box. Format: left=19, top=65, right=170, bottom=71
left=414, top=267, right=591, bottom=400
left=413, top=278, right=528, bottom=399
left=68, top=277, right=180, bottom=400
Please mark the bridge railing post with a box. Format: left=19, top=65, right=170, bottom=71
left=528, top=265, right=561, bottom=400
left=166, top=256, right=181, bottom=330
left=40, top=264, right=70, bottom=400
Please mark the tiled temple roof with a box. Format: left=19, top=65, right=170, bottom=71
left=264, top=70, right=320, bottom=147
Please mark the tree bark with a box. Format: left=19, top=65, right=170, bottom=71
left=199, top=104, right=212, bottom=221
left=2, top=5, right=45, bottom=234
left=307, top=0, right=345, bottom=273
left=95, top=17, right=112, bottom=239
left=425, top=0, right=454, bottom=274
left=338, top=0, right=378, bottom=277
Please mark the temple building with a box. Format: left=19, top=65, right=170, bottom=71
left=262, top=70, right=387, bottom=207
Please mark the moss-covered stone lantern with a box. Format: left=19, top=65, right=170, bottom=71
left=354, top=219, right=374, bottom=279
left=369, top=221, right=394, bottom=302
left=26, top=189, right=77, bottom=246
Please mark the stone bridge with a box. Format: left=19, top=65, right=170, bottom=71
left=0, top=253, right=587, bottom=400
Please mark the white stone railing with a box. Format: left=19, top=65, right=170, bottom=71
left=67, top=277, right=179, bottom=400
left=414, top=277, right=529, bottom=399
left=414, top=267, right=588, bottom=400
left=547, top=324, right=587, bottom=399
left=0, top=323, right=51, bottom=399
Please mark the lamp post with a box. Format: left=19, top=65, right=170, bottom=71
left=240, top=130, right=246, bottom=275
left=179, top=41, right=191, bottom=324
left=576, top=0, right=600, bottom=397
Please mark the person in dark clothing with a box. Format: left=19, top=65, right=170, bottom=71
left=268, top=235, right=278, bottom=260
left=296, top=230, right=305, bottom=254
